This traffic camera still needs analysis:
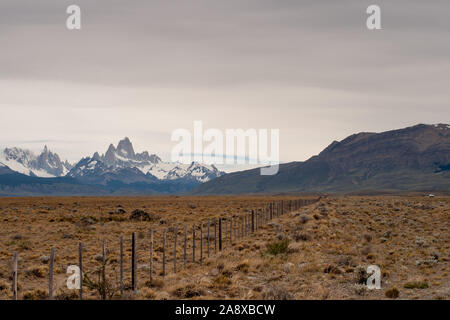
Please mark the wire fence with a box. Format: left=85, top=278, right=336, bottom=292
left=6, top=198, right=320, bottom=300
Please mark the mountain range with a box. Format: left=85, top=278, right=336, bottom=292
left=0, top=146, right=72, bottom=178
left=1, top=124, right=449, bottom=196
left=66, top=137, right=222, bottom=185
left=0, top=138, right=223, bottom=196
left=191, top=124, right=450, bottom=195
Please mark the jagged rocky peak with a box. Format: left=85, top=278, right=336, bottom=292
left=100, top=138, right=161, bottom=166
left=135, top=151, right=162, bottom=164
left=3, top=147, right=34, bottom=164
left=68, top=137, right=223, bottom=184
left=92, top=152, right=101, bottom=161
left=104, top=144, right=117, bottom=166
left=0, top=146, right=72, bottom=177
left=116, top=137, right=135, bottom=159
left=35, top=145, right=67, bottom=176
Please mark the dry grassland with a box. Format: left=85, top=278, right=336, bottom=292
left=0, top=195, right=448, bottom=300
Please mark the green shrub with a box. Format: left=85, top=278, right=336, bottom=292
left=266, top=239, right=289, bottom=255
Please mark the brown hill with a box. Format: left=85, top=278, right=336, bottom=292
left=192, top=124, right=450, bottom=194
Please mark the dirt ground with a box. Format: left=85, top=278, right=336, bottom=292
left=0, top=195, right=448, bottom=300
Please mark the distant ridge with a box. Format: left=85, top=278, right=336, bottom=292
left=0, top=146, right=72, bottom=177
left=0, top=137, right=223, bottom=196
left=191, top=124, right=450, bottom=195
left=68, top=137, right=223, bottom=185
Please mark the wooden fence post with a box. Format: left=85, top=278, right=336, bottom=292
left=200, top=224, right=203, bottom=264
left=102, top=239, right=106, bottom=299
left=256, top=210, right=259, bottom=230
left=219, top=218, right=222, bottom=251
left=259, top=210, right=262, bottom=228
left=237, top=217, right=240, bottom=240
left=234, top=216, right=237, bottom=240
left=229, top=217, right=232, bottom=246
left=192, top=224, right=196, bottom=262
left=261, top=209, right=264, bottom=226
left=173, top=227, right=178, bottom=273
left=214, top=219, right=217, bottom=253
left=149, top=230, right=153, bottom=286
left=119, top=237, right=123, bottom=294
left=258, top=210, right=261, bottom=230
left=244, top=215, right=247, bottom=235
left=248, top=214, right=250, bottom=234
left=251, top=210, right=255, bottom=233
left=131, top=232, right=137, bottom=291
left=162, top=229, right=166, bottom=277
left=270, top=203, right=273, bottom=220
left=49, top=247, right=55, bottom=300
left=12, top=252, right=18, bottom=300
left=79, top=242, right=83, bottom=299
left=184, top=225, right=187, bottom=269
left=207, top=220, right=210, bottom=257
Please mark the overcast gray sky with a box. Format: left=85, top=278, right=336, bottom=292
left=0, top=0, right=449, bottom=170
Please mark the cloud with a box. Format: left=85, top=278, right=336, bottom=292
left=0, top=0, right=449, bottom=167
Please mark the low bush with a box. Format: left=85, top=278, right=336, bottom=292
left=404, top=281, right=429, bottom=289
left=385, top=287, right=400, bottom=298
left=266, top=239, right=289, bottom=255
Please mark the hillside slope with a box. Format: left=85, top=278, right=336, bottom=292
left=191, top=124, right=450, bottom=194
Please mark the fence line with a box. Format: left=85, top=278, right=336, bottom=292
left=7, top=197, right=319, bottom=300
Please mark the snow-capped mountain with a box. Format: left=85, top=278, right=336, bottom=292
left=0, top=146, right=72, bottom=177
left=164, top=162, right=222, bottom=183
left=0, top=138, right=223, bottom=190
left=68, top=137, right=223, bottom=184
left=102, top=137, right=162, bottom=168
